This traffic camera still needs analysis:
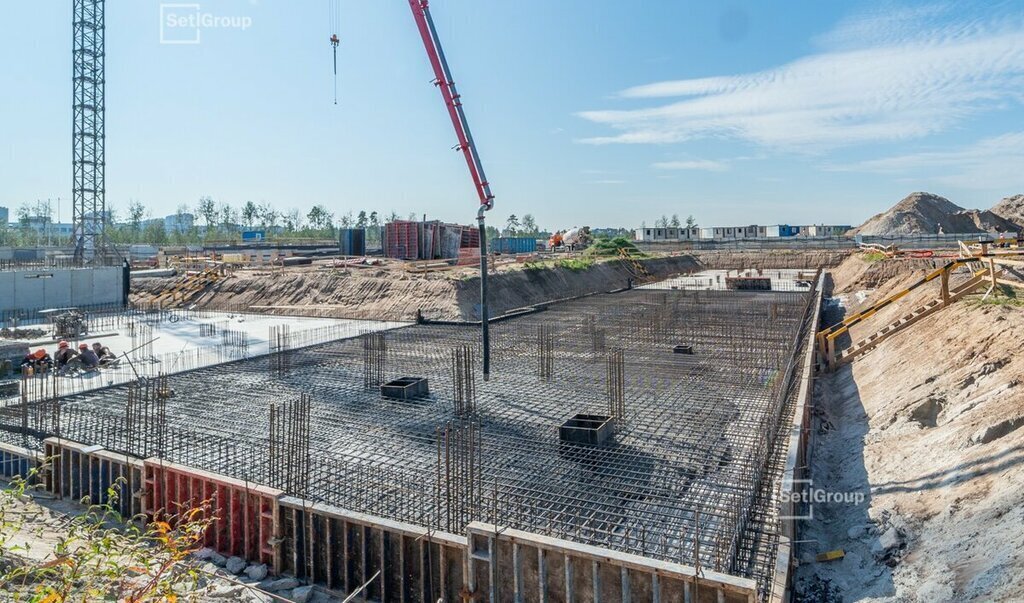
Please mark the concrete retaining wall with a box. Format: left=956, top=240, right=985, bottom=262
left=769, top=273, right=825, bottom=603
left=0, top=266, right=124, bottom=313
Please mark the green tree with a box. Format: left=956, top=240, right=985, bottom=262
left=283, top=208, right=301, bottom=232
left=655, top=215, right=668, bottom=228
left=197, top=196, right=216, bottom=229
left=307, top=205, right=333, bottom=231
left=241, top=201, right=258, bottom=228
left=685, top=215, right=697, bottom=229
left=520, top=214, right=538, bottom=236
left=127, top=200, right=145, bottom=235
left=355, top=210, right=368, bottom=229
left=670, top=214, right=680, bottom=228
left=505, top=214, right=520, bottom=235
left=143, top=220, right=167, bottom=245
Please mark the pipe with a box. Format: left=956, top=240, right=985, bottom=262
left=478, top=205, right=490, bottom=379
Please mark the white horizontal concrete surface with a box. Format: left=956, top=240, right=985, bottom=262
left=4, top=311, right=409, bottom=399
left=642, top=268, right=815, bottom=291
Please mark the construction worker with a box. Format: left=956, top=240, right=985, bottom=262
left=76, top=343, right=100, bottom=370
left=54, top=341, right=78, bottom=370
left=92, top=342, right=116, bottom=366
left=20, top=348, right=51, bottom=373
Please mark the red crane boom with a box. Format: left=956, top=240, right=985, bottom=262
left=407, top=0, right=495, bottom=211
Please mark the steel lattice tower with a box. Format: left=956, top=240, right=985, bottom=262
left=72, top=0, right=105, bottom=263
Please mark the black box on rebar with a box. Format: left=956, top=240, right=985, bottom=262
left=673, top=344, right=694, bottom=354
left=559, top=414, right=613, bottom=446
left=381, top=377, right=429, bottom=401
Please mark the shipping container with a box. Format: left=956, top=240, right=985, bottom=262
left=338, top=228, right=367, bottom=256
left=491, top=237, right=537, bottom=255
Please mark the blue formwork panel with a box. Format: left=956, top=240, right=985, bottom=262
left=0, top=449, right=32, bottom=479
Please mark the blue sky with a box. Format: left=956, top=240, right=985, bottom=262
left=2, top=1, right=1023, bottom=230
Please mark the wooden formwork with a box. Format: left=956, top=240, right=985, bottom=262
left=278, top=497, right=466, bottom=602
left=0, top=441, right=42, bottom=481
left=466, top=522, right=758, bottom=603
left=143, top=459, right=282, bottom=571
left=42, top=438, right=146, bottom=517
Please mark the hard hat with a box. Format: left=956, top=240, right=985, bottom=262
left=58, top=341, right=69, bottom=349
left=34, top=349, right=46, bottom=359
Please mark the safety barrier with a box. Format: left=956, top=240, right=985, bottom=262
left=278, top=497, right=466, bottom=601
left=144, top=459, right=282, bottom=571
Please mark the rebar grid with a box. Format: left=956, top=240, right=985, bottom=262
left=9, top=287, right=813, bottom=590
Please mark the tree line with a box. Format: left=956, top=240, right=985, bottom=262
left=0, top=197, right=555, bottom=247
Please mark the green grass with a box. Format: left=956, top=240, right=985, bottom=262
left=556, top=257, right=595, bottom=271
left=969, top=284, right=1024, bottom=307
left=584, top=236, right=646, bottom=258
left=862, top=251, right=887, bottom=263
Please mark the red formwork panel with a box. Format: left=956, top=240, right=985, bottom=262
left=461, top=228, right=480, bottom=248
left=144, top=459, right=283, bottom=571
left=384, top=221, right=421, bottom=260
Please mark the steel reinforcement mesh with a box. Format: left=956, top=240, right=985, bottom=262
left=2, top=286, right=813, bottom=596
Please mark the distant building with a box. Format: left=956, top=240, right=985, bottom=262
left=802, top=224, right=851, bottom=237
left=634, top=227, right=700, bottom=242
left=164, top=213, right=195, bottom=233
left=0, top=206, right=8, bottom=225
left=17, top=216, right=75, bottom=240
left=635, top=223, right=851, bottom=241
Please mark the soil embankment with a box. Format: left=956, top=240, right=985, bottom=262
left=796, top=255, right=1024, bottom=601
left=132, top=255, right=702, bottom=322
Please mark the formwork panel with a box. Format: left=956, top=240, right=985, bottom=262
left=143, top=460, right=282, bottom=571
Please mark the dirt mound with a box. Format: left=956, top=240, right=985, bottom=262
left=851, top=192, right=1018, bottom=235
left=132, top=255, right=701, bottom=322
left=798, top=268, right=1024, bottom=601
left=990, top=194, right=1024, bottom=229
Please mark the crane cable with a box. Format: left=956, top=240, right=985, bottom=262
left=329, top=0, right=341, bottom=105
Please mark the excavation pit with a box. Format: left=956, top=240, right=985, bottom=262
left=1, top=284, right=817, bottom=598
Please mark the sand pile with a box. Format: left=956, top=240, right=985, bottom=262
left=852, top=192, right=1018, bottom=235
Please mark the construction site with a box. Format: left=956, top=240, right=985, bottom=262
left=3, top=2, right=1024, bottom=603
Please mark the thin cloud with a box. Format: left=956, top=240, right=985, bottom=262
left=577, top=8, right=1024, bottom=150
left=825, top=131, right=1024, bottom=190
left=652, top=159, right=728, bottom=172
